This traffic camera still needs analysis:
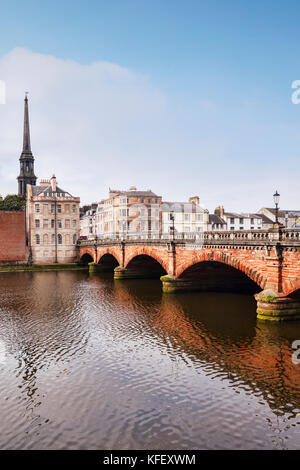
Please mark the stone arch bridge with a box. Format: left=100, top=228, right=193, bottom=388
left=78, top=228, right=300, bottom=321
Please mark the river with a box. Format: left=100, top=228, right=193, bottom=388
left=0, top=270, right=299, bottom=450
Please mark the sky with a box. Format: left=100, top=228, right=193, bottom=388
left=0, top=0, right=299, bottom=211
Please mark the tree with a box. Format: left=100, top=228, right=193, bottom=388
left=0, top=194, right=26, bottom=211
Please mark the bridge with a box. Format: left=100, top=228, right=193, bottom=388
left=78, top=226, right=300, bottom=322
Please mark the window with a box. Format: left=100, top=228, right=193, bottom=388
left=51, top=234, right=55, bottom=244
left=72, top=220, right=76, bottom=228
left=251, top=218, right=254, bottom=225
left=239, top=226, right=244, bottom=230
left=51, top=204, right=55, bottom=214
left=148, top=199, right=151, bottom=204
left=184, top=213, right=190, bottom=221
left=141, top=208, right=145, bottom=217
left=239, top=218, right=244, bottom=224
left=230, top=217, right=234, bottom=224
left=57, top=219, right=62, bottom=229
left=184, top=226, right=190, bottom=232
left=155, top=199, right=158, bottom=204
left=197, top=214, right=203, bottom=221
left=65, top=219, right=70, bottom=229
left=148, top=221, right=151, bottom=231
left=148, top=209, right=151, bottom=216
left=58, top=234, right=62, bottom=245
left=72, top=205, right=76, bottom=214
left=155, top=209, right=159, bottom=217
left=251, top=226, right=254, bottom=230
left=35, top=204, right=40, bottom=213
left=73, top=234, right=76, bottom=244
left=57, top=204, right=62, bottom=213
left=51, top=219, right=55, bottom=228
left=43, top=204, right=48, bottom=214
left=35, top=219, right=40, bottom=228
left=89, top=227, right=93, bottom=234
left=35, top=234, right=40, bottom=244
left=230, top=226, right=234, bottom=230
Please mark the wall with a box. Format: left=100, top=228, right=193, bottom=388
left=0, top=211, right=27, bottom=263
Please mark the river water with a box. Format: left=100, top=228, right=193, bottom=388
left=0, top=270, right=300, bottom=450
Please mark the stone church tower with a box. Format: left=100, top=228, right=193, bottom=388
left=17, top=93, right=37, bottom=196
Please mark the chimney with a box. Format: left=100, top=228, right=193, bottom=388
left=214, top=206, right=225, bottom=217
left=189, top=196, right=199, bottom=205
left=50, top=174, right=57, bottom=192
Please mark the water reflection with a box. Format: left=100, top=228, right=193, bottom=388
left=0, top=271, right=299, bottom=449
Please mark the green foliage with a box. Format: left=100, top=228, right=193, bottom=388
left=0, top=194, right=26, bottom=211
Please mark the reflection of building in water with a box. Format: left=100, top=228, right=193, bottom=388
left=0, top=272, right=89, bottom=414
left=111, top=278, right=300, bottom=415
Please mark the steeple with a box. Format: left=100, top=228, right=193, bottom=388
left=23, top=92, right=31, bottom=153
left=17, top=93, right=37, bottom=197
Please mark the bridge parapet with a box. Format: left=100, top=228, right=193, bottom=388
left=78, top=228, right=300, bottom=248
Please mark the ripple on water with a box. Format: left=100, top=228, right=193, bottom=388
left=0, top=272, right=300, bottom=449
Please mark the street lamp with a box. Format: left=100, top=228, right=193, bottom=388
left=170, top=212, right=175, bottom=240
left=273, top=190, right=280, bottom=224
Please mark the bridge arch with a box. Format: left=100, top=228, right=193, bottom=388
left=177, top=252, right=267, bottom=291
left=96, top=248, right=122, bottom=266
left=285, top=279, right=300, bottom=297
left=125, top=248, right=169, bottom=274
left=97, top=253, right=120, bottom=271
left=125, top=253, right=167, bottom=277
left=79, top=252, right=94, bottom=264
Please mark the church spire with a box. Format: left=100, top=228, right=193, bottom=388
left=17, top=93, right=37, bottom=197
left=22, top=92, right=31, bottom=153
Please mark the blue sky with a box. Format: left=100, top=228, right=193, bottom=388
left=0, top=0, right=299, bottom=210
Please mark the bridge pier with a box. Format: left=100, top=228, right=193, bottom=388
left=255, top=289, right=300, bottom=322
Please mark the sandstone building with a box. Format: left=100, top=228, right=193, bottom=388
left=26, top=175, right=80, bottom=263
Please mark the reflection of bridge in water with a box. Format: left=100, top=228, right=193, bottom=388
left=79, top=227, right=300, bottom=321
left=83, top=275, right=300, bottom=418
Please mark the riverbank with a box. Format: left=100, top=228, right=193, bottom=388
left=0, top=263, right=88, bottom=273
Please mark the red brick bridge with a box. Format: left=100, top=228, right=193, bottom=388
left=78, top=227, right=300, bottom=321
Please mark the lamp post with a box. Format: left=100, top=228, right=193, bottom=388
left=170, top=212, right=175, bottom=240
left=273, top=190, right=280, bottom=224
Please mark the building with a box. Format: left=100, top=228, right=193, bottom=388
left=214, top=206, right=273, bottom=230
left=207, top=214, right=227, bottom=231
left=26, top=175, right=80, bottom=263
left=258, top=208, right=300, bottom=228
left=80, top=207, right=96, bottom=239
left=17, top=94, right=37, bottom=197
left=81, top=187, right=162, bottom=239
left=161, top=197, right=209, bottom=238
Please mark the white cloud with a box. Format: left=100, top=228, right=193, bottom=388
left=0, top=48, right=167, bottom=203
left=0, top=47, right=299, bottom=212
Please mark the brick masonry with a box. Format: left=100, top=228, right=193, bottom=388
left=80, top=242, right=300, bottom=296
left=0, top=211, right=27, bottom=262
